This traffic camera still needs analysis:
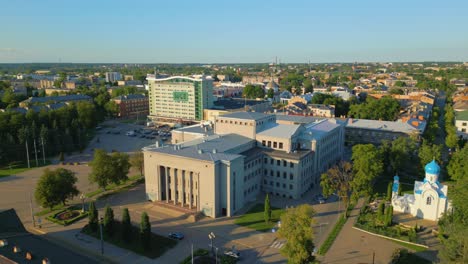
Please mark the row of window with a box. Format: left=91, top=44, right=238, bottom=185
left=261, top=140, right=284, bottom=149
left=264, top=157, right=294, bottom=168
left=265, top=169, right=294, bottom=180
left=264, top=180, right=294, bottom=190
left=217, top=119, right=253, bottom=126
left=244, top=184, right=259, bottom=197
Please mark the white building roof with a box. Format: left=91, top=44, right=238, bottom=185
left=257, top=124, right=302, bottom=138
left=346, top=119, right=419, bottom=134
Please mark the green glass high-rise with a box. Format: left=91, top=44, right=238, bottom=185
left=147, top=75, right=213, bottom=122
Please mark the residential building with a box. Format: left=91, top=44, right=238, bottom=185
left=112, top=94, right=149, bottom=119
left=455, top=111, right=468, bottom=139
left=345, top=118, right=420, bottom=145
left=309, top=104, right=335, bottom=117
left=143, top=111, right=344, bottom=218
left=19, top=94, right=92, bottom=107
left=105, top=72, right=122, bottom=83
left=117, top=80, right=142, bottom=86
left=39, top=79, right=54, bottom=89
left=146, top=75, right=214, bottom=123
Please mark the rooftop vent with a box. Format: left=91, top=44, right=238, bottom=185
left=198, top=149, right=203, bottom=154
left=212, top=149, right=217, bottom=154
left=0, top=239, right=8, bottom=247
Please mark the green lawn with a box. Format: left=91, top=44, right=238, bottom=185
left=82, top=220, right=177, bottom=259
left=0, top=160, right=51, bottom=178
left=387, top=238, right=428, bottom=252
left=234, top=203, right=284, bottom=232
left=85, top=175, right=143, bottom=198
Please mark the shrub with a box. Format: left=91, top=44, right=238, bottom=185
left=88, top=201, right=98, bottom=232
left=179, top=249, right=209, bottom=264
left=104, top=206, right=114, bottom=236
left=140, top=212, right=151, bottom=250
left=122, top=208, right=131, bottom=243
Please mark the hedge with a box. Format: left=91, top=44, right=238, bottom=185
left=318, top=214, right=346, bottom=255
left=46, top=208, right=88, bottom=226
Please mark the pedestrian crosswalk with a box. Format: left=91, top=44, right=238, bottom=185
left=270, top=241, right=285, bottom=249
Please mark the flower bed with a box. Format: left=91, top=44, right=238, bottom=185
left=46, top=207, right=88, bottom=226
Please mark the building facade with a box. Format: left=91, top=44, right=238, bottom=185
left=455, top=110, right=468, bottom=139
left=112, top=94, right=149, bottom=119
left=147, top=75, right=214, bottom=123
left=105, top=72, right=122, bottom=83
left=143, top=112, right=344, bottom=218
left=345, top=118, right=420, bottom=145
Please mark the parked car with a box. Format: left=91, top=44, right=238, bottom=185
left=168, top=232, right=184, bottom=240
left=224, top=250, right=240, bottom=259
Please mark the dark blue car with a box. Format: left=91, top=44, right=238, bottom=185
left=168, top=232, right=184, bottom=240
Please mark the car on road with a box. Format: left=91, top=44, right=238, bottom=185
left=318, top=198, right=326, bottom=204
left=168, top=232, right=184, bottom=240
left=224, top=250, right=240, bottom=259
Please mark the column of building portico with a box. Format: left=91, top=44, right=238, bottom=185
left=179, top=170, right=185, bottom=207
left=171, top=168, right=177, bottom=205
left=165, top=167, right=169, bottom=203
left=189, top=172, right=193, bottom=210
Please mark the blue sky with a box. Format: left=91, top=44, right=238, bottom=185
left=1, top=0, right=468, bottom=63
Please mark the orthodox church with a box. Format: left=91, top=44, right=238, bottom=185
left=391, top=160, right=450, bottom=221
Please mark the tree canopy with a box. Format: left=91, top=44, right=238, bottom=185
left=35, top=168, right=79, bottom=210
left=321, top=161, right=353, bottom=208
left=349, top=96, right=400, bottom=121
left=243, top=84, right=265, bottom=99
left=89, top=149, right=130, bottom=189
left=278, top=204, right=315, bottom=264
left=351, top=144, right=384, bottom=199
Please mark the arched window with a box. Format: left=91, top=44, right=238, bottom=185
left=426, top=196, right=432, bottom=205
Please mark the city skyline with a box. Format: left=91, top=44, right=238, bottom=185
left=1, top=0, right=468, bottom=63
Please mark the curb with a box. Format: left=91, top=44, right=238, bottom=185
left=352, top=226, right=429, bottom=249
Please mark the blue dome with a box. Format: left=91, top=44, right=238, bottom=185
left=394, top=175, right=399, bottom=181
left=425, top=160, right=440, bottom=174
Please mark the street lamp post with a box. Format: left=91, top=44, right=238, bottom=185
left=208, top=232, right=215, bottom=256
left=99, top=217, right=104, bottom=255
left=80, top=193, right=85, bottom=213
left=215, top=246, right=218, bottom=264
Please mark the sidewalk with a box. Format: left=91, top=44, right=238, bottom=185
left=320, top=199, right=402, bottom=264
left=27, top=218, right=155, bottom=264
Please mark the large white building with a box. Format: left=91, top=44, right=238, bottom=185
left=105, top=72, right=122, bottom=83
left=147, top=75, right=214, bottom=123
left=143, top=112, right=344, bottom=218
left=392, top=160, right=450, bottom=221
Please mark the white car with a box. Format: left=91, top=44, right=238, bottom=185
left=125, top=131, right=135, bottom=136
left=224, top=250, right=240, bottom=259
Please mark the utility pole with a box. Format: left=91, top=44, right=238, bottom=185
left=25, top=141, right=30, bottom=168
left=99, top=217, right=104, bottom=255
left=33, top=139, right=39, bottom=167
left=41, top=137, right=46, bottom=164
left=191, top=243, right=194, bottom=264
left=29, top=194, right=35, bottom=227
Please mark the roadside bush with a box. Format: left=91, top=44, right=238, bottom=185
left=122, top=208, right=131, bottom=243
left=104, top=206, right=114, bottom=236
left=88, top=201, right=98, bottom=232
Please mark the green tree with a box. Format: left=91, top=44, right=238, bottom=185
left=243, top=84, right=265, bottom=99
left=389, top=137, right=417, bottom=173
left=303, top=79, right=313, bottom=94
left=447, top=144, right=468, bottom=181
left=88, top=201, right=99, bottom=232
left=377, top=202, right=385, bottom=222
left=320, top=161, right=353, bottom=210
left=89, top=149, right=130, bottom=189
left=264, top=194, right=271, bottom=223
left=34, top=168, right=79, bottom=210
left=349, top=96, right=400, bottom=121
left=121, top=208, right=132, bottom=243
left=351, top=144, right=383, bottom=199
left=104, top=205, right=114, bottom=236
left=130, top=151, right=144, bottom=176
left=386, top=181, right=393, bottom=201
left=140, top=212, right=151, bottom=250
left=418, top=140, right=442, bottom=169
left=277, top=204, right=315, bottom=264
left=267, top=88, right=274, bottom=99
left=385, top=205, right=393, bottom=227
